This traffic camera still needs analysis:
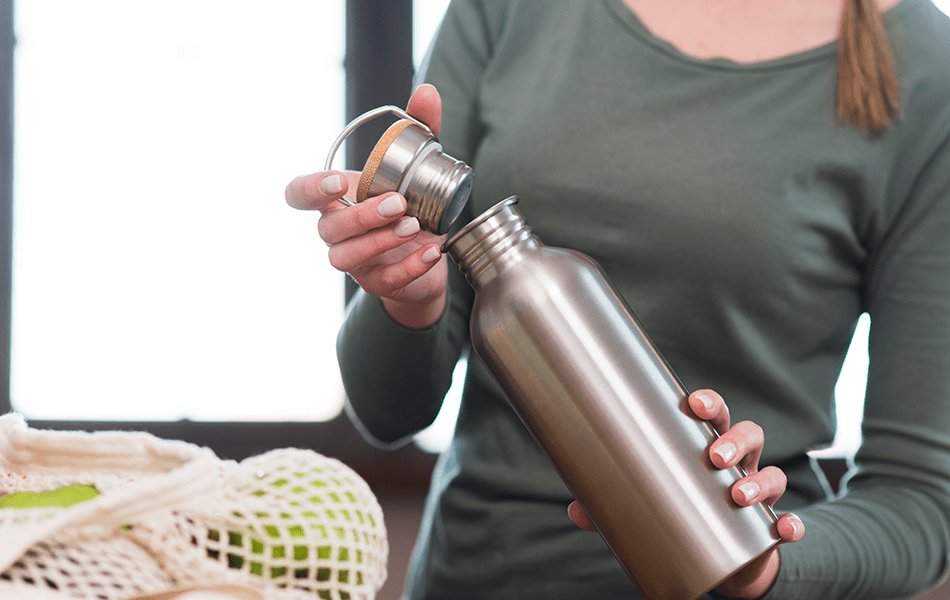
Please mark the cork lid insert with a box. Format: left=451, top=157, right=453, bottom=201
left=356, top=119, right=415, bottom=204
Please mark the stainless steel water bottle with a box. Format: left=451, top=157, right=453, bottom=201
left=444, top=197, right=781, bottom=600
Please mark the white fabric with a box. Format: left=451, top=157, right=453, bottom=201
left=172, top=593, right=256, bottom=600
left=0, top=414, right=388, bottom=600
left=130, top=585, right=265, bottom=600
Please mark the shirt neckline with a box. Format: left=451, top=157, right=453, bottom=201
left=600, top=0, right=916, bottom=72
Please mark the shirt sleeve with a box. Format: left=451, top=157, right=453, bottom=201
left=337, top=288, right=468, bottom=446
left=337, top=0, right=504, bottom=446
left=766, top=122, right=950, bottom=598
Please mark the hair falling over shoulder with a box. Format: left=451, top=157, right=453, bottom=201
left=837, top=0, right=902, bottom=133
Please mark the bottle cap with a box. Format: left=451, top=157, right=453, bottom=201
left=325, top=106, right=474, bottom=235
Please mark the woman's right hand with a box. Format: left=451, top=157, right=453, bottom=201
left=284, top=84, right=449, bottom=329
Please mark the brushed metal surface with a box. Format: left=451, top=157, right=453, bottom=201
left=446, top=198, right=780, bottom=600
left=369, top=124, right=474, bottom=234
left=323, top=106, right=472, bottom=233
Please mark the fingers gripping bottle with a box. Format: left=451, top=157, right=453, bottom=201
left=443, top=197, right=780, bottom=600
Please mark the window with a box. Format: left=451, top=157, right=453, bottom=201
left=12, top=1, right=346, bottom=421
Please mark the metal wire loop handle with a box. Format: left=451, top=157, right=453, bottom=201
left=323, top=106, right=433, bottom=206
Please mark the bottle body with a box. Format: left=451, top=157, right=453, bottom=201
left=445, top=198, right=780, bottom=600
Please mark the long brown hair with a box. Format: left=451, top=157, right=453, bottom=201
left=837, top=0, right=902, bottom=133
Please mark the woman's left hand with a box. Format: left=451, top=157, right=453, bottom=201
left=567, top=388, right=805, bottom=599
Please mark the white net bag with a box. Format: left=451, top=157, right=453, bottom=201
left=1, top=534, right=173, bottom=599
left=132, top=449, right=388, bottom=600
left=0, top=414, right=388, bottom=600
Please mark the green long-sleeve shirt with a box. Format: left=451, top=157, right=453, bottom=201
left=338, top=1, right=950, bottom=598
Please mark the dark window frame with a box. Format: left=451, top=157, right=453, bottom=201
left=0, top=0, right=436, bottom=487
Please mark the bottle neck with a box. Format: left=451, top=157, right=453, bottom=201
left=444, top=197, right=538, bottom=289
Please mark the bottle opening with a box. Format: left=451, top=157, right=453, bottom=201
left=443, top=196, right=520, bottom=253
left=436, top=173, right=476, bottom=234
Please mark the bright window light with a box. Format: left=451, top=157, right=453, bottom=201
left=810, top=314, right=870, bottom=460
left=12, top=1, right=346, bottom=421
left=413, top=0, right=452, bottom=71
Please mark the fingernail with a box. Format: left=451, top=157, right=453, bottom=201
left=788, top=518, right=800, bottom=538
left=693, top=390, right=714, bottom=410
left=738, top=481, right=760, bottom=502
left=713, top=442, right=736, bottom=464
left=394, top=216, right=420, bottom=238
left=377, top=195, right=406, bottom=218
left=320, top=174, right=343, bottom=195
left=421, top=246, right=441, bottom=263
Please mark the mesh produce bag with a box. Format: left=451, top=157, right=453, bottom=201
left=132, top=449, right=388, bottom=599
left=0, top=414, right=387, bottom=600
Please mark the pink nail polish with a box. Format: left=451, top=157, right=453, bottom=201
left=394, top=217, right=420, bottom=238
left=692, top=391, right=714, bottom=411
left=320, top=174, right=343, bottom=195
left=713, top=442, right=736, bottom=463
left=377, top=195, right=405, bottom=218
left=738, top=481, right=759, bottom=502
left=422, top=247, right=441, bottom=263
left=788, top=518, right=800, bottom=538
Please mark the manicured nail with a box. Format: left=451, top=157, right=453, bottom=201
left=738, top=481, right=760, bottom=503
left=788, top=517, right=801, bottom=538
left=377, top=195, right=405, bottom=218
left=421, top=246, right=441, bottom=263
left=320, top=174, right=343, bottom=195
left=713, top=442, right=737, bottom=464
left=693, top=390, right=714, bottom=410
left=394, top=217, right=420, bottom=238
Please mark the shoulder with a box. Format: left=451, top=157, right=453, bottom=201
left=432, top=0, right=597, bottom=76
left=891, top=0, right=950, bottom=99
left=441, top=0, right=518, bottom=42
left=891, top=0, right=950, bottom=46
left=885, top=1, right=950, bottom=174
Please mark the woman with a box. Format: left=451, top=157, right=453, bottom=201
left=286, top=1, right=950, bottom=598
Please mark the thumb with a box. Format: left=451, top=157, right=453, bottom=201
left=407, top=83, right=442, bottom=137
